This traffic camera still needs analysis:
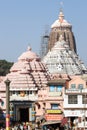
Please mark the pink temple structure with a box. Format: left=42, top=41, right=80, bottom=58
left=0, top=9, right=87, bottom=130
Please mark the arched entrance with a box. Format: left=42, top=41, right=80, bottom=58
left=11, top=101, right=34, bottom=122
left=20, top=107, right=29, bottom=122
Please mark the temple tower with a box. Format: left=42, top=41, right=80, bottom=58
left=48, top=10, right=77, bottom=53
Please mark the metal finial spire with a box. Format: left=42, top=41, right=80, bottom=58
left=58, top=1, right=64, bottom=22
left=27, top=43, right=31, bottom=51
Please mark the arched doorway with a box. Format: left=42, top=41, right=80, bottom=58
left=20, top=108, right=29, bottom=122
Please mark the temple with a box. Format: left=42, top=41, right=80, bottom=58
left=0, top=46, right=50, bottom=122
left=0, top=8, right=87, bottom=130
left=48, top=10, right=77, bottom=53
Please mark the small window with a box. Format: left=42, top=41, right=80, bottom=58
left=68, top=95, right=77, bottom=104
left=56, top=85, right=62, bottom=91
left=51, top=104, right=58, bottom=109
left=49, top=85, right=55, bottom=92
left=1, top=101, right=4, bottom=106
left=78, top=84, right=83, bottom=90
left=82, top=95, right=87, bottom=104
left=38, top=104, right=40, bottom=109
left=71, top=84, right=76, bottom=89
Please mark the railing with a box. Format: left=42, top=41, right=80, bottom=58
left=48, top=92, right=62, bottom=97
left=65, top=88, right=87, bottom=94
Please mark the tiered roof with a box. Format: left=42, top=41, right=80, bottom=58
left=0, top=47, right=50, bottom=91
left=43, top=35, right=87, bottom=75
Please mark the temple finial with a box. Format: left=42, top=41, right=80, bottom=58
left=27, top=43, right=31, bottom=51
left=58, top=1, right=64, bottom=23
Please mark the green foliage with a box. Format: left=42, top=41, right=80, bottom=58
left=0, top=60, right=13, bottom=76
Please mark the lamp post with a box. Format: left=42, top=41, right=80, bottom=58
left=4, top=78, right=11, bottom=130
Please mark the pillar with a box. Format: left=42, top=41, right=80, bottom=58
left=4, top=79, right=11, bottom=130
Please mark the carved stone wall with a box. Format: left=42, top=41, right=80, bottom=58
left=48, top=27, right=77, bottom=53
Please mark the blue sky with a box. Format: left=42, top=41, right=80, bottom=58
left=0, top=0, right=87, bottom=65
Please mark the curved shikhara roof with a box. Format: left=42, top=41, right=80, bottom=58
left=43, top=35, right=87, bottom=75
left=51, top=10, right=71, bottom=28
left=0, top=47, right=50, bottom=91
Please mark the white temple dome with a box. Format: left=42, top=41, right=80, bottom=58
left=51, top=10, right=71, bottom=28
left=18, top=46, right=40, bottom=61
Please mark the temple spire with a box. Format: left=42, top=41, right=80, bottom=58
left=59, top=9, right=64, bottom=23
left=27, top=43, right=31, bottom=51
left=59, top=2, right=64, bottom=23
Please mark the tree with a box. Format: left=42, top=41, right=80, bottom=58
left=0, top=60, right=13, bottom=76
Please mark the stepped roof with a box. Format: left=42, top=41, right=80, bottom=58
left=43, top=35, right=87, bottom=75
left=0, top=46, right=50, bottom=91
